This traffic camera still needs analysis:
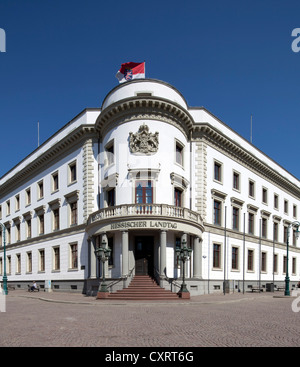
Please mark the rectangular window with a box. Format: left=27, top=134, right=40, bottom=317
left=293, top=204, right=297, bottom=218
left=274, top=194, right=279, bottom=209
left=105, top=141, right=114, bottom=166
left=232, top=247, right=239, bottom=270
left=283, top=226, right=288, bottom=244
left=261, top=252, right=267, bottom=272
left=107, top=188, right=115, bottom=207
left=6, top=226, right=11, bottom=244
left=7, top=256, right=11, bottom=274
left=135, top=180, right=153, bottom=204
left=70, top=202, right=78, bottom=226
left=248, top=249, right=254, bottom=271
left=249, top=180, right=255, bottom=198
left=214, top=161, right=222, bottom=182
left=15, top=195, right=20, bottom=211
left=135, top=180, right=153, bottom=214
left=273, top=254, right=278, bottom=273
left=70, top=243, right=78, bottom=269
left=39, top=249, right=45, bottom=272
left=175, top=142, right=183, bottom=166
left=16, top=254, right=21, bottom=274
left=233, top=172, right=240, bottom=191
left=283, top=256, right=287, bottom=274
left=213, top=200, right=221, bottom=226
left=232, top=207, right=239, bottom=230
left=248, top=213, right=254, bottom=235
left=53, top=209, right=60, bottom=231
left=284, top=200, right=288, bottom=214
left=262, top=188, right=268, bottom=204
left=53, top=247, right=60, bottom=271
left=52, top=172, right=59, bottom=191
left=26, top=188, right=31, bottom=205
left=174, top=188, right=182, bottom=207
left=213, top=244, right=221, bottom=268
left=292, top=257, right=296, bottom=275
left=261, top=218, right=267, bottom=238
left=39, top=214, right=44, bottom=235
left=38, top=181, right=44, bottom=199
left=273, top=222, right=278, bottom=242
left=16, top=223, right=21, bottom=241
left=6, top=200, right=10, bottom=216
left=293, top=228, right=297, bottom=246
left=27, top=252, right=32, bottom=273
left=69, top=162, right=77, bottom=184
left=26, top=219, right=31, bottom=238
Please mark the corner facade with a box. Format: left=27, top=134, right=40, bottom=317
left=1, top=79, right=299, bottom=295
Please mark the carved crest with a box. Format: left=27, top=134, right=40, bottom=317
left=129, top=124, right=159, bottom=155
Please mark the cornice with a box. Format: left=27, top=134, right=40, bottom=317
left=203, top=222, right=300, bottom=253
left=2, top=224, right=86, bottom=251
left=96, top=96, right=194, bottom=138
left=193, top=124, right=300, bottom=199
left=0, top=125, right=97, bottom=198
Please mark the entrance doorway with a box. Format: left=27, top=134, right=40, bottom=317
left=135, top=236, right=154, bottom=276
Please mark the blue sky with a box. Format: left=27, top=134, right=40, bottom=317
left=0, top=0, right=300, bottom=179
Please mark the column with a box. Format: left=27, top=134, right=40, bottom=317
left=89, top=237, right=96, bottom=278
left=160, top=230, right=167, bottom=277
left=102, top=233, right=108, bottom=277
left=122, top=230, right=129, bottom=277
left=193, top=236, right=202, bottom=278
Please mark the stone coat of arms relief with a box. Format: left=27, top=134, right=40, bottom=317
left=129, top=124, right=159, bottom=154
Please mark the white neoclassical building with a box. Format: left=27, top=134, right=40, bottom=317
left=1, top=78, right=300, bottom=296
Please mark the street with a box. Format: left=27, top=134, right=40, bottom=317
left=0, top=290, right=299, bottom=348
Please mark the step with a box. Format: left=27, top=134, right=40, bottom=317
left=106, top=275, right=180, bottom=300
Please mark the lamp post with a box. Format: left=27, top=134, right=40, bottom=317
left=95, top=240, right=111, bottom=299
left=176, top=238, right=192, bottom=299
left=285, top=221, right=300, bottom=296
left=0, top=223, right=8, bottom=295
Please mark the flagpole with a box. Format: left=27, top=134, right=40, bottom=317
left=144, top=60, right=146, bottom=78
left=250, top=114, right=252, bottom=144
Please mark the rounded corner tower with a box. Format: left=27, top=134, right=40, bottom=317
left=88, top=78, right=204, bottom=296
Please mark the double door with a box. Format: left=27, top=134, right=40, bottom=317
left=135, top=236, right=154, bottom=276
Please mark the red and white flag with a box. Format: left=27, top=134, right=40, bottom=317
left=116, top=62, right=145, bottom=83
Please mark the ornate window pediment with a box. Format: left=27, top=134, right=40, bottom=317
left=170, top=172, right=189, bottom=190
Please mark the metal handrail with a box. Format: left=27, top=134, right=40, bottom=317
left=105, top=266, right=135, bottom=290
left=153, top=267, right=181, bottom=292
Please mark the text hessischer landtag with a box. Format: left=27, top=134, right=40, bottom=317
left=110, top=220, right=177, bottom=230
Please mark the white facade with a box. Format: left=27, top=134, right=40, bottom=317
left=0, top=79, right=299, bottom=295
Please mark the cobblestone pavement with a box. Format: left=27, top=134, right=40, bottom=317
left=1, top=290, right=300, bottom=347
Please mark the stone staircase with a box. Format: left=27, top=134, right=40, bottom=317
left=107, top=275, right=180, bottom=300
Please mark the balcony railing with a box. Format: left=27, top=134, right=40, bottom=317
left=88, top=204, right=203, bottom=227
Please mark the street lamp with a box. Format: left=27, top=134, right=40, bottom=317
left=95, top=240, right=111, bottom=298
left=0, top=223, right=8, bottom=295
left=176, top=238, right=192, bottom=299
left=285, top=221, right=300, bottom=296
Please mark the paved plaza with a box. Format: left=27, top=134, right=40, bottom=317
left=0, top=289, right=300, bottom=348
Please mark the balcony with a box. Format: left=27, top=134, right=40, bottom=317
left=88, top=204, right=203, bottom=230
